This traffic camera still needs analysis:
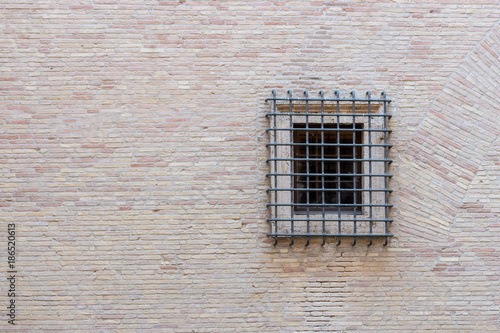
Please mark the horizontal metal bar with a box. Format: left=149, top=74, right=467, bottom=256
left=266, top=112, right=392, bottom=117
left=266, top=142, right=392, bottom=147
left=268, top=218, right=393, bottom=222
left=265, top=98, right=391, bottom=103
left=266, top=127, right=391, bottom=133
left=267, top=157, right=392, bottom=163
left=267, top=233, right=393, bottom=237
left=267, top=203, right=393, bottom=207
left=267, top=188, right=393, bottom=192
left=267, top=172, right=393, bottom=177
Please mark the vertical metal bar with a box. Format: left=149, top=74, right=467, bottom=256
left=351, top=91, right=357, bottom=246
left=336, top=90, right=342, bottom=246
left=382, top=91, right=389, bottom=246
left=305, top=90, right=310, bottom=246
left=320, top=90, right=326, bottom=246
left=367, top=91, right=373, bottom=246
left=288, top=90, right=294, bottom=246
left=272, top=90, right=278, bottom=246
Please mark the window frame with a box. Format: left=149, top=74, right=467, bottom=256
left=292, top=123, right=363, bottom=214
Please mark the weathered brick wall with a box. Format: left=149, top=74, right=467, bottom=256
left=1, top=1, right=499, bottom=331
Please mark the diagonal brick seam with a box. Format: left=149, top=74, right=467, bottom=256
left=395, top=23, right=500, bottom=243
left=429, top=138, right=499, bottom=286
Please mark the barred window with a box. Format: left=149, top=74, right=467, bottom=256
left=266, top=90, right=392, bottom=246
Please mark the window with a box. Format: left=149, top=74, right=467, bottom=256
left=266, top=90, right=392, bottom=246
left=293, top=124, right=362, bottom=214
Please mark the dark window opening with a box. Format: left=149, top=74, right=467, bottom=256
left=293, top=124, right=362, bottom=214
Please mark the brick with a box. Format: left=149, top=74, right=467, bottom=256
left=1, top=1, right=499, bottom=331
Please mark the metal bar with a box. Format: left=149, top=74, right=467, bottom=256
left=367, top=91, right=373, bottom=246
left=382, top=91, right=389, bottom=246
left=288, top=90, right=294, bottom=246
left=272, top=90, right=278, bottom=246
left=267, top=188, right=392, bottom=192
left=267, top=172, right=393, bottom=177
left=265, top=97, right=392, bottom=102
left=267, top=143, right=392, bottom=147
left=320, top=90, right=326, bottom=246
left=335, top=90, right=342, bottom=246
left=268, top=233, right=393, bottom=237
left=305, top=90, right=310, bottom=246
left=267, top=203, right=392, bottom=207
left=268, top=218, right=393, bottom=222
left=266, top=128, right=392, bottom=133
left=351, top=91, right=357, bottom=246
left=267, top=158, right=392, bottom=162
left=266, top=113, right=392, bottom=117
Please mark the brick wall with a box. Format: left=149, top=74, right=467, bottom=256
left=1, top=1, right=499, bottom=331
